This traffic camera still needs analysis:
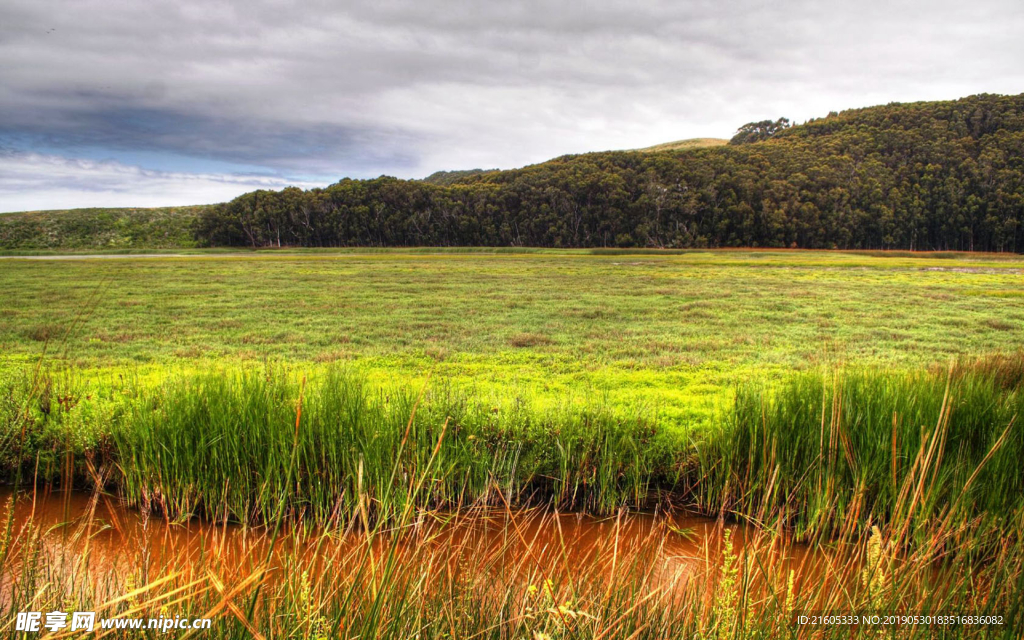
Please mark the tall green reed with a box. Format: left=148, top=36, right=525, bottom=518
left=707, top=362, right=1024, bottom=541
left=112, top=366, right=672, bottom=525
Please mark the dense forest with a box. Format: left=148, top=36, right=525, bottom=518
left=198, top=94, right=1024, bottom=252
left=4, top=94, right=1024, bottom=252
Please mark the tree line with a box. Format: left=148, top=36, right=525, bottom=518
left=197, top=93, right=1024, bottom=252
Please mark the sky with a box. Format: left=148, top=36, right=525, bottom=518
left=1, top=0, right=1023, bottom=213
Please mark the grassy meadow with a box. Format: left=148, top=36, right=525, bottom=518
left=2, top=249, right=1024, bottom=637
left=2, top=249, right=1023, bottom=427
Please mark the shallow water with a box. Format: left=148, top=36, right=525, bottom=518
left=0, top=487, right=827, bottom=601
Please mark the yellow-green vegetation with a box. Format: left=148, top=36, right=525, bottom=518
left=0, top=205, right=208, bottom=251
left=632, top=137, right=728, bottom=152
left=2, top=249, right=1023, bottom=428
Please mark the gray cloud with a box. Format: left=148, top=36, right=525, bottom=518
left=1, top=105, right=422, bottom=174
left=1, top=0, right=1023, bottom=211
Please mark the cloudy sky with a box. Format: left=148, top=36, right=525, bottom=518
left=1, top=0, right=1022, bottom=212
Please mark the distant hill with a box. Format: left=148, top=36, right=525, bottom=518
left=417, top=141, right=728, bottom=187
left=419, top=169, right=497, bottom=186
left=633, top=138, right=728, bottom=152
left=4, top=93, right=1024, bottom=252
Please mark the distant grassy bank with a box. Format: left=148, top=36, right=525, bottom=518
left=0, top=205, right=210, bottom=250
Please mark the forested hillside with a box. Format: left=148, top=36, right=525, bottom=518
left=4, top=94, right=1024, bottom=251
left=199, top=94, right=1024, bottom=252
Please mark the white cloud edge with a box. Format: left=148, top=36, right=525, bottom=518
left=0, top=150, right=325, bottom=213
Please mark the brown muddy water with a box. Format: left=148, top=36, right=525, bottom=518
left=0, top=487, right=833, bottom=605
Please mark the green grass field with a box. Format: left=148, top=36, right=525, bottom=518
left=2, top=249, right=1023, bottom=427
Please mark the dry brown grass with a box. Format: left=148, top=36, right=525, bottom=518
left=508, top=332, right=554, bottom=348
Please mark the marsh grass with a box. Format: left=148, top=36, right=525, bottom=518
left=711, top=357, right=1024, bottom=545
left=5, top=357, right=1024, bottom=543
left=111, top=366, right=671, bottom=526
